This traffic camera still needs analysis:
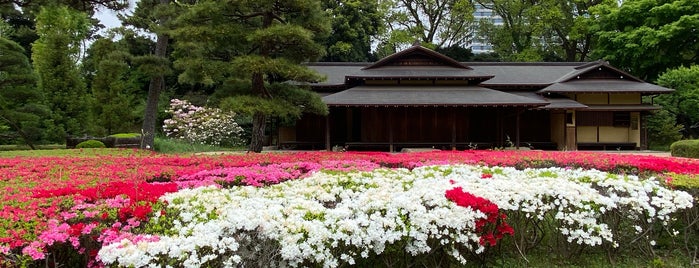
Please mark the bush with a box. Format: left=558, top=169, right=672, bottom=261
left=162, top=99, right=245, bottom=147
left=105, top=133, right=141, bottom=148
left=670, top=139, right=699, bottom=158
left=107, top=133, right=141, bottom=138
left=75, top=140, right=106, bottom=149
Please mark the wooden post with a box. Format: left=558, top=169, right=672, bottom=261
left=325, top=114, right=331, bottom=151
left=389, top=108, right=394, bottom=152
left=451, top=107, right=456, bottom=150
left=515, top=108, right=521, bottom=149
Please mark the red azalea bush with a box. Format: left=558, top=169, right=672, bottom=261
left=445, top=186, right=514, bottom=247
left=0, top=149, right=697, bottom=266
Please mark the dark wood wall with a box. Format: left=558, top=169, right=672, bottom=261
left=293, top=107, right=552, bottom=147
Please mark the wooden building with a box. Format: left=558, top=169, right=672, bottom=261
left=279, top=45, right=673, bottom=151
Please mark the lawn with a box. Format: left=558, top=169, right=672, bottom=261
left=0, top=149, right=697, bottom=267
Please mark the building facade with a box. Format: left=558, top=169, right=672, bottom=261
left=279, top=45, right=672, bottom=152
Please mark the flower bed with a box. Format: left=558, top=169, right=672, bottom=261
left=0, top=150, right=697, bottom=267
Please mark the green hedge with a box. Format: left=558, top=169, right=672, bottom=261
left=76, top=140, right=106, bottom=149
left=670, top=139, right=699, bottom=158
left=107, top=133, right=141, bottom=138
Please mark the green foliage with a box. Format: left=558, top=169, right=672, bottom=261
left=434, top=44, right=474, bottom=61
left=32, top=5, right=93, bottom=142
left=87, top=37, right=141, bottom=135
left=108, top=133, right=141, bottom=138
left=379, top=0, right=475, bottom=51
left=666, top=173, right=699, bottom=191
left=134, top=54, right=173, bottom=78
left=475, top=0, right=601, bottom=62
left=0, top=36, right=47, bottom=146
left=171, top=0, right=332, bottom=152
left=670, top=139, right=699, bottom=158
left=153, top=137, right=240, bottom=154
left=475, top=0, right=539, bottom=61
left=647, top=109, right=684, bottom=150
left=320, top=0, right=383, bottom=62
left=75, top=139, right=106, bottom=148
left=593, top=0, right=699, bottom=80
left=655, top=65, right=699, bottom=139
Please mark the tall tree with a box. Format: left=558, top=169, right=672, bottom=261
left=654, top=65, right=699, bottom=139
left=320, top=0, right=384, bottom=62
left=173, top=0, right=330, bottom=152
left=120, top=0, right=175, bottom=149
left=1, top=3, right=38, bottom=57
left=475, top=0, right=540, bottom=61
left=0, top=0, right=128, bottom=12
left=0, top=36, right=47, bottom=148
left=1, top=0, right=130, bottom=58
left=475, top=0, right=602, bottom=61
left=86, top=37, right=139, bottom=135
left=380, top=0, right=475, bottom=52
left=592, top=0, right=699, bottom=80
left=32, top=5, right=93, bottom=142
left=531, top=0, right=601, bottom=61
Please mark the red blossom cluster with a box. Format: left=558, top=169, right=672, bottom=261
left=445, top=187, right=514, bottom=246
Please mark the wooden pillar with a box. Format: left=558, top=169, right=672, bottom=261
left=515, top=108, right=521, bottom=149
left=389, top=108, right=394, bottom=152
left=325, top=114, right=331, bottom=151
left=496, top=109, right=503, bottom=147
left=451, top=107, right=457, bottom=150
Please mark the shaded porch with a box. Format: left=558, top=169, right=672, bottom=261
left=284, top=107, right=558, bottom=152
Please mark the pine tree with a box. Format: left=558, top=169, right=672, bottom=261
left=173, top=0, right=331, bottom=152
left=0, top=36, right=47, bottom=148
left=32, top=5, right=93, bottom=142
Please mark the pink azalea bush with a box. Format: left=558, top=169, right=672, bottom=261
left=0, top=150, right=696, bottom=267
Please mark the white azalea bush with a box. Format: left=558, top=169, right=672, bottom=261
left=162, top=99, right=245, bottom=146
left=98, top=165, right=693, bottom=267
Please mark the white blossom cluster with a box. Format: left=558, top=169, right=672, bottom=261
left=415, top=165, right=694, bottom=247
left=98, top=165, right=694, bottom=267
left=98, top=168, right=485, bottom=267
left=162, top=99, right=245, bottom=146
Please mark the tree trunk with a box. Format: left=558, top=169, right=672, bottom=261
left=0, top=114, right=36, bottom=150
left=140, top=0, right=170, bottom=150
left=249, top=112, right=267, bottom=152
left=247, top=12, right=273, bottom=153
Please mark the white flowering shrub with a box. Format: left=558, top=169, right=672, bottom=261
left=162, top=99, right=245, bottom=146
left=98, top=165, right=693, bottom=268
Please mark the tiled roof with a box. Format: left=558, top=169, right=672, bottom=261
left=322, top=86, right=549, bottom=107
left=538, top=80, right=674, bottom=94
left=511, top=92, right=588, bottom=110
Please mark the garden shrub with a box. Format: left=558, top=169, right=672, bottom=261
left=75, top=139, right=106, bottom=149
left=670, top=139, right=699, bottom=158
left=107, top=133, right=141, bottom=138
left=163, top=99, right=245, bottom=147
left=105, top=133, right=141, bottom=148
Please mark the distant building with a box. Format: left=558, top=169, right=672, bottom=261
left=469, top=4, right=502, bottom=54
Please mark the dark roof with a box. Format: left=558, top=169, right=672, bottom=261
left=307, top=63, right=365, bottom=86
left=555, top=60, right=644, bottom=83
left=511, top=92, right=588, bottom=110
left=346, top=66, right=493, bottom=80
left=583, top=105, right=662, bottom=111
left=471, top=64, right=580, bottom=86
left=538, top=80, right=674, bottom=94
left=322, top=86, right=549, bottom=107
left=365, top=45, right=471, bottom=70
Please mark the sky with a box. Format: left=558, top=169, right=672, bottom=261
left=94, top=0, right=136, bottom=31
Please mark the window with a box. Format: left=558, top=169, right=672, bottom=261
left=613, top=112, right=630, bottom=127
left=566, top=111, right=574, bottom=126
